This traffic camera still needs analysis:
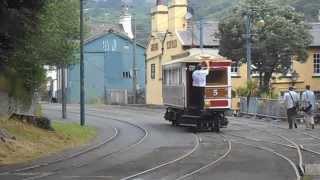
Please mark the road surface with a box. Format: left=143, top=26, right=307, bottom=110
left=2, top=104, right=320, bottom=180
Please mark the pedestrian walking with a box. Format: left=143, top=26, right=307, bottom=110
left=284, top=87, right=300, bottom=129
left=302, top=85, right=316, bottom=129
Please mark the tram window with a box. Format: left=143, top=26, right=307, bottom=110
left=206, top=70, right=228, bottom=85
left=164, top=68, right=180, bottom=86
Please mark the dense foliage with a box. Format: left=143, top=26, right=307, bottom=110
left=218, top=0, right=312, bottom=92
left=0, top=0, right=79, bottom=105
left=0, top=0, right=44, bottom=71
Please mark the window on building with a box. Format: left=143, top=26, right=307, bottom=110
left=167, top=40, right=177, bottom=49
left=231, top=62, right=239, bottom=75
left=122, top=71, right=131, bottom=79
left=314, top=52, right=320, bottom=74
left=151, top=43, right=158, bottom=51
left=151, top=64, right=155, bottom=79
left=172, top=40, right=177, bottom=48
left=167, top=41, right=172, bottom=49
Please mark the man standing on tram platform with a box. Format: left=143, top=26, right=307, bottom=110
left=192, top=61, right=209, bottom=110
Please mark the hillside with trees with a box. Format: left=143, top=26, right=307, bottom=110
left=85, top=0, right=320, bottom=44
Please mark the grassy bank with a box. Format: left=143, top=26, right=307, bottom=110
left=0, top=118, right=96, bottom=165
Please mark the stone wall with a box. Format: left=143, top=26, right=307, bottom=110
left=0, top=91, right=38, bottom=118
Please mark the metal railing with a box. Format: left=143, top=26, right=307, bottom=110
left=105, top=89, right=145, bottom=105
left=239, top=97, right=320, bottom=120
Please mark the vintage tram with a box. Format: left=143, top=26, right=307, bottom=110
left=163, top=53, right=232, bottom=132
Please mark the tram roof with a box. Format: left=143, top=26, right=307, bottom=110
left=163, top=48, right=231, bottom=66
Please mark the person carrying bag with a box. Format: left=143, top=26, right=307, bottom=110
left=284, top=87, right=299, bottom=129
left=302, top=85, right=316, bottom=129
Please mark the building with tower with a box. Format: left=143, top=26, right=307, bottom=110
left=146, top=0, right=220, bottom=105
left=146, top=0, right=320, bottom=106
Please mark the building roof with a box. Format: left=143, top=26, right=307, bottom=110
left=310, top=23, right=320, bottom=47
left=84, top=29, right=146, bottom=49
left=176, top=21, right=320, bottom=48
left=177, top=22, right=219, bottom=47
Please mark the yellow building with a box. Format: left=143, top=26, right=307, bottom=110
left=146, top=0, right=320, bottom=105
left=231, top=23, right=320, bottom=97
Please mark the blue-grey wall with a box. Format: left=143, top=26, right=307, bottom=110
left=68, top=33, right=145, bottom=103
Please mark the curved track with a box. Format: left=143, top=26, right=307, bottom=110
left=4, top=105, right=320, bottom=180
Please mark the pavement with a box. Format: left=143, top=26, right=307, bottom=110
left=1, top=104, right=320, bottom=180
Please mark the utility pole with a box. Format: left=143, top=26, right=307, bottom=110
left=245, top=14, right=252, bottom=81
left=61, top=64, right=67, bottom=119
left=80, top=0, right=85, bottom=126
left=132, top=14, right=137, bottom=104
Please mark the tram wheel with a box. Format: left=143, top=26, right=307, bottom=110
left=213, top=118, right=220, bottom=132
left=196, top=121, right=202, bottom=132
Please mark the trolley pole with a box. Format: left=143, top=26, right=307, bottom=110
left=132, top=14, right=137, bottom=104
left=200, top=18, right=204, bottom=50
left=80, top=0, right=85, bottom=126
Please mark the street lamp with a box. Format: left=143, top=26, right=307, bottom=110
left=290, top=70, right=299, bottom=86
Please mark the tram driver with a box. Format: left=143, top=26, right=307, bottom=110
left=192, top=61, right=209, bottom=110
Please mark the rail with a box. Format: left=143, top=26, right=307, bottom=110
left=239, top=97, right=320, bottom=121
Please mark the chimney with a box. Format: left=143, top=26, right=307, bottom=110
left=156, top=0, right=165, bottom=5
left=119, top=4, right=134, bottom=39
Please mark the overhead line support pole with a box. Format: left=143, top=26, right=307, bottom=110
left=80, top=0, right=85, bottom=126
left=245, top=14, right=252, bottom=81
left=132, top=14, right=137, bottom=104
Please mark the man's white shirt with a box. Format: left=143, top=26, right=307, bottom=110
left=192, top=69, right=209, bottom=87
left=283, top=91, right=299, bottom=109
left=302, top=90, right=316, bottom=111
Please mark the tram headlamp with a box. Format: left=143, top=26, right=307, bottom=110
left=204, top=101, right=211, bottom=107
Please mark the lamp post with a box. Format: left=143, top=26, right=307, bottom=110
left=290, top=70, right=299, bottom=87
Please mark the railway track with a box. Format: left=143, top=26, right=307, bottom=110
left=229, top=121, right=320, bottom=176
left=3, top=109, right=149, bottom=180
left=120, top=133, right=200, bottom=180
left=120, top=133, right=233, bottom=180
left=174, top=135, right=231, bottom=180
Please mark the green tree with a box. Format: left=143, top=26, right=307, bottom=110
left=2, top=0, right=79, bottom=105
left=218, top=0, right=312, bottom=92
left=31, top=0, right=80, bottom=66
